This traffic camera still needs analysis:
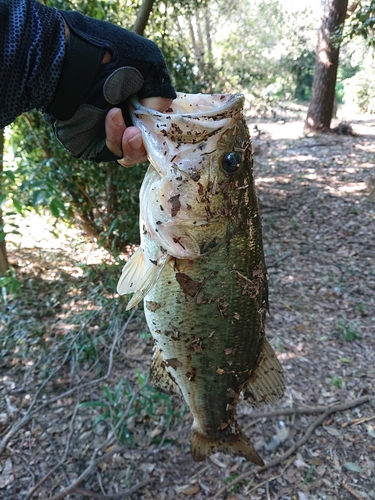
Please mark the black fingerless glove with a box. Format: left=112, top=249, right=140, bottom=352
left=45, top=11, right=176, bottom=162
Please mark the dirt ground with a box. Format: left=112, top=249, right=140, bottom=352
left=0, top=105, right=374, bottom=499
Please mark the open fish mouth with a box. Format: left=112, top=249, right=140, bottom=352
left=130, top=92, right=245, bottom=121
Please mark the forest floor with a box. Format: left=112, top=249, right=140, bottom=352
left=0, top=103, right=374, bottom=500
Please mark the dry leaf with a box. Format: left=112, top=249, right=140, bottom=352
left=324, top=426, right=341, bottom=436
left=175, top=482, right=200, bottom=495
left=0, top=459, right=14, bottom=489
left=209, top=455, right=227, bottom=468
left=343, top=462, right=363, bottom=473
left=297, top=493, right=309, bottom=500
left=294, top=458, right=310, bottom=469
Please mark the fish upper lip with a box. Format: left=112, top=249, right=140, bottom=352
left=129, top=92, right=244, bottom=119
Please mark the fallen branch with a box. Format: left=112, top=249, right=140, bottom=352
left=210, top=395, right=372, bottom=499
left=247, top=395, right=372, bottom=419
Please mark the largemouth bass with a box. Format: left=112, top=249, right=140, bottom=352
left=117, top=92, right=284, bottom=465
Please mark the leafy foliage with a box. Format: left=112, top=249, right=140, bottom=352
left=344, top=0, right=375, bottom=46
left=8, top=111, right=146, bottom=250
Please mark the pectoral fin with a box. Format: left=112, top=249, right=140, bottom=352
left=241, top=337, right=285, bottom=406
left=150, top=348, right=181, bottom=396
left=125, top=253, right=170, bottom=310
left=117, top=248, right=146, bottom=296
left=191, top=428, right=264, bottom=466
left=117, top=249, right=170, bottom=310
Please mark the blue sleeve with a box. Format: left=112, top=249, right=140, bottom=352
left=0, top=0, right=66, bottom=128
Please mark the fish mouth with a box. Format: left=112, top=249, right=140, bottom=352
left=129, top=92, right=245, bottom=121
left=129, top=92, right=245, bottom=177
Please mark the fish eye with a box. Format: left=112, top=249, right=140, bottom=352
left=222, top=152, right=241, bottom=174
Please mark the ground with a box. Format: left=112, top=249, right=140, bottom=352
left=0, top=104, right=374, bottom=499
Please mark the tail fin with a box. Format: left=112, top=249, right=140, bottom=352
left=191, top=428, right=264, bottom=466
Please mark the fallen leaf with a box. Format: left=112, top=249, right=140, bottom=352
left=265, top=435, right=281, bottom=451
left=297, top=492, right=309, bottom=500
left=209, top=455, right=227, bottom=468
left=277, top=423, right=289, bottom=442
left=343, top=462, right=363, bottom=473
left=324, top=426, right=341, bottom=437
left=0, top=458, right=14, bottom=489
left=366, top=425, right=375, bottom=439
left=175, top=482, right=200, bottom=495
left=294, top=458, right=310, bottom=469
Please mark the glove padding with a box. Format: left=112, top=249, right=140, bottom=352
left=45, top=11, right=176, bottom=162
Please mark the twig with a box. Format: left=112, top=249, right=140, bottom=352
left=210, top=395, right=371, bottom=499
left=74, top=488, right=107, bottom=499
left=247, top=395, right=372, bottom=419
left=343, top=482, right=365, bottom=500
left=246, top=456, right=294, bottom=496
left=267, top=251, right=293, bottom=269
left=342, top=414, right=375, bottom=428
left=75, top=474, right=150, bottom=499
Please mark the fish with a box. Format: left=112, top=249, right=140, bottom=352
left=117, top=92, right=285, bottom=465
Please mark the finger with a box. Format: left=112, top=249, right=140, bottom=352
left=105, top=107, right=125, bottom=157
left=140, top=96, right=173, bottom=112
left=118, top=126, right=148, bottom=168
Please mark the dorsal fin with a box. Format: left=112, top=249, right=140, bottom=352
left=240, top=337, right=285, bottom=406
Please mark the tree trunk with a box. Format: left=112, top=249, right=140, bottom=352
left=0, top=128, right=9, bottom=275
left=133, top=0, right=156, bottom=36
left=304, top=0, right=348, bottom=133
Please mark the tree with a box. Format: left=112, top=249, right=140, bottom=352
left=304, top=0, right=349, bottom=133
left=0, top=129, right=9, bottom=275
left=133, top=0, right=156, bottom=35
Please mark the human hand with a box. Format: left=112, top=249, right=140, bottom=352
left=105, top=97, right=173, bottom=167
left=45, top=11, right=176, bottom=162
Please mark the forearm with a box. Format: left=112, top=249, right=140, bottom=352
left=0, top=0, right=65, bottom=128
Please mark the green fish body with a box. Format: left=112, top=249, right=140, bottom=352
left=117, top=93, right=284, bottom=465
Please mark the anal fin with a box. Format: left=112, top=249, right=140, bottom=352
left=191, top=428, right=264, bottom=466
left=150, top=348, right=181, bottom=396
left=241, top=337, right=285, bottom=406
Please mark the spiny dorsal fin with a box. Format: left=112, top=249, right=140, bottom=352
left=150, top=348, right=181, bottom=396
left=240, top=337, right=285, bottom=407
left=191, top=428, right=264, bottom=466
left=117, top=248, right=146, bottom=296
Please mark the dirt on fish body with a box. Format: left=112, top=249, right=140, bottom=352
left=117, top=92, right=285, bottom=465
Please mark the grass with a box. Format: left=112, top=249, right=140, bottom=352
left=337, top=320, right=359, bottom=342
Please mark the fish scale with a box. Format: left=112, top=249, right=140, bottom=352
left=117, top=92, right=285, bottom=464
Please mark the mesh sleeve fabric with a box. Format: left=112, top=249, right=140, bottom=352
left=0, top=0, right=65, bottom=128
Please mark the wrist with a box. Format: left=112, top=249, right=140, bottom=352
left=63, top=17, right=110, bottom=64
